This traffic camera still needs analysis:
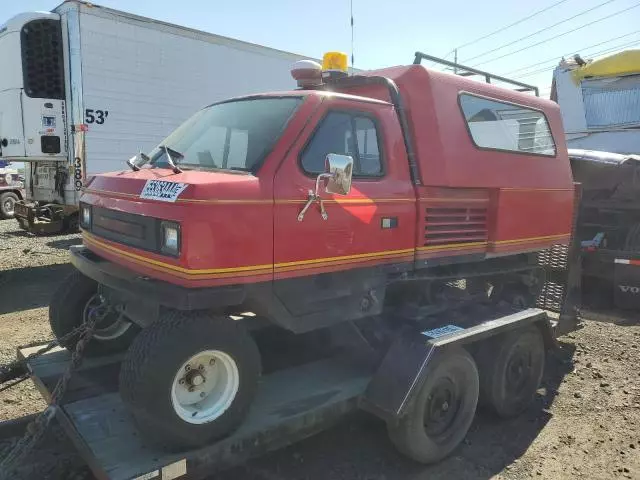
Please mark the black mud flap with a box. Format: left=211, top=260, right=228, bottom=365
left=614, top=257, right=640, bottom=309
left=359, top=308, right=551, bottom=423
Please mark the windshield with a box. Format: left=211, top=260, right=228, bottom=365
left=148, top=97, right=303, bottom=172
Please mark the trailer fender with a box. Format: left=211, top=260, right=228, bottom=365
left=358, top=308, right=550, bottom=423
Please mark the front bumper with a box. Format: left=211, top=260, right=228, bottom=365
left=70, top=245, right=246, bottom=311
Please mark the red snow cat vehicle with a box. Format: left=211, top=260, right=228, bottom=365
left=50, top=51, right=578, bottom=467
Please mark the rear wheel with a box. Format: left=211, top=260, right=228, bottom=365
left=49, top=271, right=139, bottom=356
left=0, top=192, right=18, bottom=219
left=119, top=310, right=261, bottom=451
left=387, top=347, right=479, bottom=464
left=477, top=326, right=545, bottom=418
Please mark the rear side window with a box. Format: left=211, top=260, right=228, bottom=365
left=459, top=94, right=556, bottom=157
left=301, top=112, right=383, bottom=176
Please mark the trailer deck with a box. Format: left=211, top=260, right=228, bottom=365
left=18, top=346, right=371, bottom=480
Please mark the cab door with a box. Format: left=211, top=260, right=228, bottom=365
left=272, top=98, right=416, bottom=326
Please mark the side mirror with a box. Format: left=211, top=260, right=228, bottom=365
left=324, top=153, right=353, bottom=196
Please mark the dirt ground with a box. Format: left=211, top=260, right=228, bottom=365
left=0, top=218, right=639, bottom=479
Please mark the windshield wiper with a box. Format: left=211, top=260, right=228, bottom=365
left=161, top=145, right=183, bottom=174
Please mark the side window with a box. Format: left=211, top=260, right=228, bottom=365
left=354, top=117, right=381, bottom=175
left=301, top=111, right=383, bottom=176
left=459, top=93, right=556, bottom=156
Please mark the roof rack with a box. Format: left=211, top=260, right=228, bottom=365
left=413, top=51, right=539, bottom=97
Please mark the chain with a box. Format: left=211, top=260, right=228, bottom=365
left=0, top=322, right=90, bottom=385
left=0, top=309, right=103, bottom=480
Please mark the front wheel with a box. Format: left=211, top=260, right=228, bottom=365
left=49, top=271, right=139, bottom=356
left=0, top=192, right=18, bottom=219
left=119, top=310, right=261, bottom=451
left=387, top=347, right=479, bottom=464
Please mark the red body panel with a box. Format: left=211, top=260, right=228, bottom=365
left=272, top=97, right=416, bottom=279
left=80, top=65, right=574, bottom=289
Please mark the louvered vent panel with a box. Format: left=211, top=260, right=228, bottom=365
left=424, top=207, right=488, bottom=246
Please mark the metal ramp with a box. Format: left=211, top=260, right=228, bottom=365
left=19, top=346, right=371, bottom=480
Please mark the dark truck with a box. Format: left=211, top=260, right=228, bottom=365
left=569, top=148, right=640, bottom=312
left=0, top=164, right=25, bottom=219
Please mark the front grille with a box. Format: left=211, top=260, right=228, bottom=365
left=424, top=207, right=488, bottom=246
left=91, top=206, right=160, bottom=253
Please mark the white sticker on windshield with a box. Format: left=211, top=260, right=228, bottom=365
left=140, top=180, right=188, bottom=202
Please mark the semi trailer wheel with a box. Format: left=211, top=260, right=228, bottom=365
left=49, top=270, right=139, bottom=356
left=0, top=192, right=18, bottom=219
left=119, top=310, right=261, bottom=450
left=387, top=347, right=479, bottom=464
left=478, top=326, right=545, bottom=418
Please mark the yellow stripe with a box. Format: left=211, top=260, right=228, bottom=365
left=500, top=188, right=574, bottom=192
left=491, top=233, right=570, bottom=245
left=182, top=198, right=271, bottom=205
left=275, top=251, right=414, bottom=273
left=85, top=232, right=414, bottom=276
left=276, top=198, right=414, bottom=205
left=421, top=198, right=488, bottom=203
left=84, top=233, right=273, bottom=274
left=84, top=230, right=569, bottom=280
left=85, top=188, right=412, bottom=206
left=417, top=241, right=488, bottom=251
left=274, top=247, right=415, bottom=268
left=83, top=189, right=138, bottom=199
left=84, top=188, right=272, bottom=205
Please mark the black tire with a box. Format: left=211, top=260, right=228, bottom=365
left=49, top=270, right=139, bottom=356
left=0, top=192, right=18, bottom=219
left=119, top=310, right=261, bottom=451
left=387, top=347, right=479, bottom=464
left=477, top=326, right=545, bottom=418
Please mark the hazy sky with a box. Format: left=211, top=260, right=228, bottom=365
left=4, top=0, right=640, bottom=98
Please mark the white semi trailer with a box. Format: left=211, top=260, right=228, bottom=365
left=0, top=0, right=309, bottom=233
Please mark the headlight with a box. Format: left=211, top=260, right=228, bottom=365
left=161, top=221, right=181, bottom=256
left=80, top=203, right=91, bottom=228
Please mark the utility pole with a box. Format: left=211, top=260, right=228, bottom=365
left=454, top=48, right=458, bottom=74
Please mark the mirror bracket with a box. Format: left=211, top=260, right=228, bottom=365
left=297, top=174, right=330, bottom=222
left=296, top=154, right=352, bottom=222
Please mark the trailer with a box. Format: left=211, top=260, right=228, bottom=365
left=13, top=305, right=577, bottom=480
left=0, top=1, right=310, bottom=234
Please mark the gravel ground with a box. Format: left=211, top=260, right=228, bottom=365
left=0, top=217, right=639, bottom=479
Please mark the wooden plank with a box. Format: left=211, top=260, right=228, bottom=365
left=19, top=345, right=123, bottom=404
left=59, top=357, right=370, bottom=480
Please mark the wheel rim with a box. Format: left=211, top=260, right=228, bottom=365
left=424, top=377, right=461, bottom=438
left=83, top=294, right=132, bottom=341
left=171, top=350, right=240, bottom=425
left=505, top=344, right=533, bottom=396
left=3, top=197, right=15, bottom=216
